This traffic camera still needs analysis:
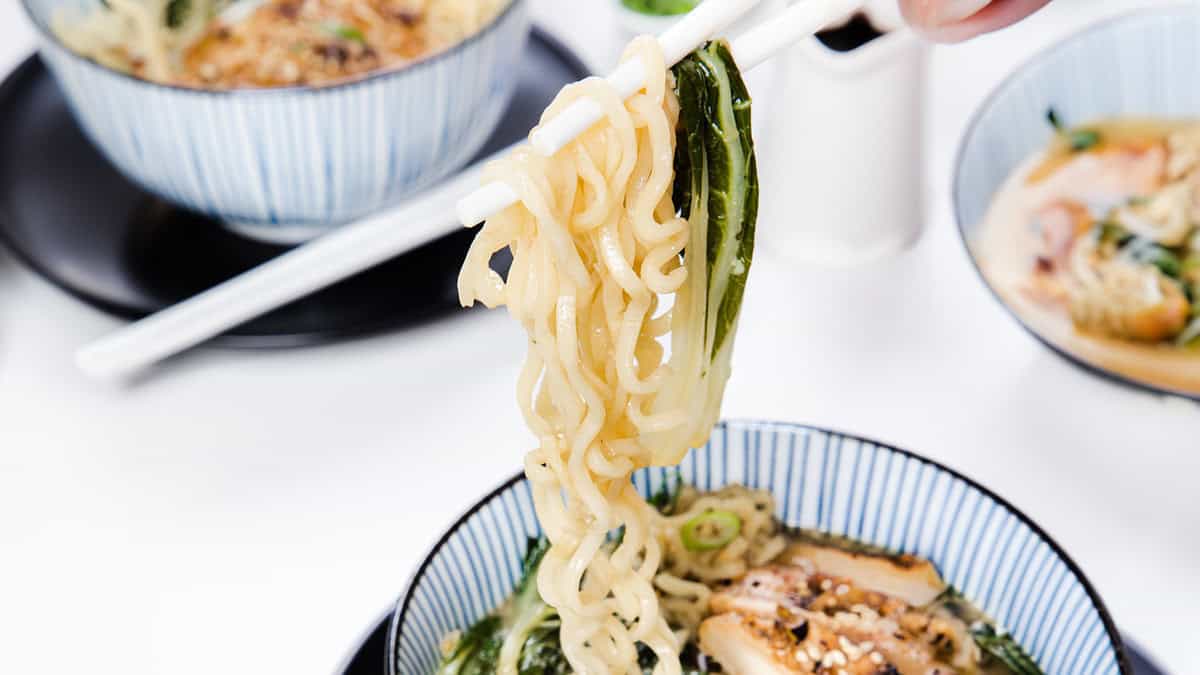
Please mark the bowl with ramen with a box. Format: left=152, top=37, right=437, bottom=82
left=389, top=421, right=1130, bottom=675
left=19, top=0, right=530, bottom=241
left=955, top=6, right=1200, bottom=399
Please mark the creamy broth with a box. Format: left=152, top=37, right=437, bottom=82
left=975, top=119, right=1200, bottom=396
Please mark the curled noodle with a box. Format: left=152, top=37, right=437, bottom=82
left=458, top=37, right=690, bottom=675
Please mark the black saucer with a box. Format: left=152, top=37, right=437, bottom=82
left=0, top=30, right=588, bottom=348
left=339, top=613, right=1171, bottom=675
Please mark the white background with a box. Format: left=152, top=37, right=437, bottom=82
left=0, top=0, right=1196, bottom=673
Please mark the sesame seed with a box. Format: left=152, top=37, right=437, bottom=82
left=807, top=645, right=823, bottom=661
left=860, top=641, right=875, bottom=652
left=820, top=579, right=833, bottom=591
left=835, top=583, right=850, bottom=596
left=870, top=651, right=885, bottom=664
left=795, top=649, right=810, bottom=664
left=822, top=649, right=847, bottom=667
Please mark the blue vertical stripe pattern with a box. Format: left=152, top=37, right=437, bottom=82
left=22, top=0, right=530, bottom=232
left=388, top=420, right=1128, bottom=675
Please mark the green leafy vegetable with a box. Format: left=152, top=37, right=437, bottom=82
left=1097, top=221, right=1134, bottom=248
left=435, top=539, right=558, bottom=675
left=517, top=620, right=570, bottom=675
left=1046, top=107, right=1101, bottom=152
left=972, top=624, right=1045, bottom=675
left=648, top=473, right=684, bottom=515
left=637, top=642, right=714, bottom=675
left=437, top=614, right=503, bottom=675
left=322, top=22, right=366, bottom=44
left=163, top=0, right=231, bottom=28
left=1126, top=239, right=1183, bottom=279
left=672, top=40, right=759, bottom=363
left=681, top=510, right=741, bottom=551
left=620, top=0, right=699, bottom=16
left=165, top=0, right=190, bottom=27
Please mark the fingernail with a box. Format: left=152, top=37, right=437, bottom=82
left=933, top=0, right=991, bottom=25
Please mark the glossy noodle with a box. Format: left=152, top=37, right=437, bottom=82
left=457, top=36, right=756, bottom=674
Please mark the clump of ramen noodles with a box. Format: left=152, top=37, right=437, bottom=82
left=53, top=0, right=507, bottom=88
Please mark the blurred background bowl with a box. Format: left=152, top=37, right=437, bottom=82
left=954, top=5, right=1200, bottom=399
left=19, top=0, right=530, bottom=242
left=387, top=420, right=1130, bottom=675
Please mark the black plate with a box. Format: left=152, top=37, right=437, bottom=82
left=338, top=613, right=1171, bottom=675
left=0, top=29, right=588, bottom=348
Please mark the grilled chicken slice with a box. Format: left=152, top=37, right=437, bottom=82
left=704, top=559, right=972, bottom=675
left=784, top=543, right=946, bottom=607
left=699, top=612, right=900, bottom=675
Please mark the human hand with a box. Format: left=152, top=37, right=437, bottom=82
left=898, top=0, right=1052, bottom=42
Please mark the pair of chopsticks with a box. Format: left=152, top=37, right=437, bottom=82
left=76, top=0, right=863, bottom=381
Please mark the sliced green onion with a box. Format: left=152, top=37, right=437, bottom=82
left=620, top=0, right=699, bottom=16
left=681, top=510, right=741, bottom=551
left=322, top=22, right=366, bottom=44
left=1068, top=129, right=1101, bottom=152
left=1045, top=107, right=1101, bottom=152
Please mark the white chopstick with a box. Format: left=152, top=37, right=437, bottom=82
left=76, top=0, right=862, bottom=381
left=74, top=155, right=492, bottom=380
left=458, top=0, right=862, bottom=225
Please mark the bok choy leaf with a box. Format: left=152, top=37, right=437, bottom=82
left=672, top=39, right=758, bottom=363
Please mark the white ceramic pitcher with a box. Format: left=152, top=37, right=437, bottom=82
left=758, top=1, right=928, bottom=267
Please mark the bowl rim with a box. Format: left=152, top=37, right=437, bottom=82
left=950, top=3, right=1200, bottom=403
left=385, top=419, right=1133, bottom=675
left=18, top=0, right=527, bottom=98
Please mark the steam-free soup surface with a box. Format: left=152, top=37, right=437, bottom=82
left=975, top=116, right=1200, bottom=395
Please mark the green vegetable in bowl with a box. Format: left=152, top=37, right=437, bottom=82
left=163, top=0, right=232, bottom=29
left=971, top=624, right=1045, bottom=675
left=165, top=0, right=190, bottom=27
left=1046, top=107, right=1102, bottom=152
left=436, top=539, right=560, bottom=675
left=1125, top=239, right=1183, bottom=279
left=648, top=472, right=684, bottom=515
left=322, top=22, right=367, bottom=44
left=672, top=39, right=759, bottom=363
left=681, top=510, right=741, bottom=551
left=621, top=0, right=700, bottom=17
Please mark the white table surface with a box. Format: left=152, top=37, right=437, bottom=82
left=0, top=1, right=1196, bottom=674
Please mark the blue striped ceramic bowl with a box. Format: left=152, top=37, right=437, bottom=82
left=19, top=0, right=530, bottom=242
left=388, top=420, right=1130, bottom=675
left=954, top=6, right=1200, bottom=399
